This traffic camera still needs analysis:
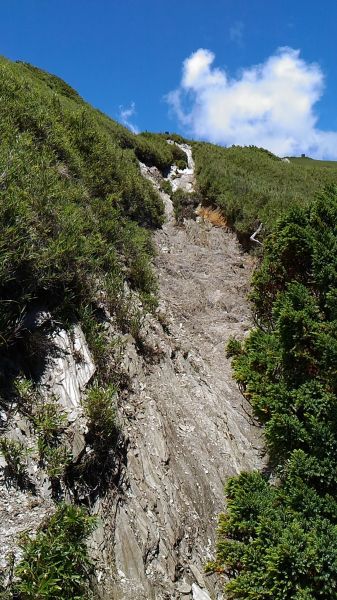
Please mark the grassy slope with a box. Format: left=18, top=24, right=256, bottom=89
left=288, top=156, right=337, bottom=168
left=192, top=142, right=337, bottom=240
left=0, top=57, right=189, bottom=356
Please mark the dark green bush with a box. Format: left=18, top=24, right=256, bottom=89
left=135, top=132, right=188, bottom=173
left=226, top=337, right=242, bottom=358
left=211, top=187, right=337, bottom=598
left=172, top=189, right=199, bottom=224
left=15, top=503, right=96, bottom=599
left=160, top=179, right=173, bottom=195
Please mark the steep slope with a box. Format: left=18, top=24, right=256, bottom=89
left=1, top=58, right=337, bottom=600
left=192, top=142, right=337, bottom=241
left=0, top=140, right=264, bottom=599
left=0, top=58, right=188, bottom=597
left=0, top=58, right=265, bottom=599
left=107, top=146, right=264, bottom=599
left=210, top=188, right=337, bottom=599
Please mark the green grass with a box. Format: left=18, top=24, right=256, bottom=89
left=192, top=142, right=337, bottom=240
left=14, top=504, right=96, bottom=599
left=288, top=156, right=337, bottom=169
left=0, top=57, right=186, bottom=366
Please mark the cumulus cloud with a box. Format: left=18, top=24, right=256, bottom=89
left=166, top=47, right=337, bottom=159
left=119, top=102, right=139, bottom=134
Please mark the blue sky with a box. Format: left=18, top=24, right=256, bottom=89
left=1, top=1, right=337, bottom=157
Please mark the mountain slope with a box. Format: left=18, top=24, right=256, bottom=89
left=1, top=57, right=337, bottom=600
left=109, top=150, right=264, bottom=599
left=0, top=57, right=190, bottom=355
left=192, top=141, right=337, bottom=241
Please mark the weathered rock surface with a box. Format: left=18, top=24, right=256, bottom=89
left=0, top=322, right=94, bottom=569
left=40, top=324, right=95, bottom=417
left=167, top=142, right=195, bottom=193
left=0, top=144, right=264, bottom=600
left=108, top=145, right=265, bottom=599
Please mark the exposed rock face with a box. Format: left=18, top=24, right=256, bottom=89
left=0, top=321, right=94, bottom=572
left=40, top=324, right=95, bottom=418
left=167, top=142, right=195, bottom=192
left=108, top=146, right=264, bottom=599
left=0, top=144, right=264, bottom=599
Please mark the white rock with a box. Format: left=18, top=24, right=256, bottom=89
left=177, top=582, right=192, bottom=594
left=40, top=324, right=95, bottom=414
left=192, top=583, right=212, bottom=600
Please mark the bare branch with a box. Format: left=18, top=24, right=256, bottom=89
left=250, top=222, right=263, bottom=246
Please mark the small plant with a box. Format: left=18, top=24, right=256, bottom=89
left=66, top=382, right=121, bottom=499
left=14, top=503, right=96, bottom=599
left=32, top=399, right=67, bottom=454
left=160, top=179, right=172, bottom=195
left=43, top=444, right=71, bottom=480
left=0, top=437, right=30, bottom=487
left=80, top=305, right=109, bottom=372
left=30, top=398, right=71, bottom=490
left=14, top=376, right=35, bottom=402
left=129, top=307, right=144, bottom=341
left=84, top=383, right=119, bottom=451
left=14, top=376, right=38, bottom=415
left=226, top=337, right=242, bottom=358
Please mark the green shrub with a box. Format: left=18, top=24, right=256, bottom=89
left=14, top=377, right=35, bottom=404
left=192, top=142, right=337, bottom=239
left=84, top=383, right=119, bottom=452
left=160, top=179, right=173, bottom=195
left=29, top=399, right=71, bottom=487
left=32, top=400, right=67, bottom=450
left=226, top=337, right=242, bottom=358
left=0, top=438, right=30, bottom=486
left=211, top=187, right=337, bottom=598
left=15, top=503, right=96, bottom=599
left=42, top=445, right=71, bottom=480
left=135, top=132, right=188, bottom=173
left=172, top=189, right=199, bottom=224
left=0, top=57, right=162, bottom=362
left=160, top=132, right=187, bottom=144
left=65, top=382, right=121, bottom=498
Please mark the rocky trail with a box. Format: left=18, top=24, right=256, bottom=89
left=0, top=144, right=264, bottom=600
left=111, top=145, right=265, bottom=599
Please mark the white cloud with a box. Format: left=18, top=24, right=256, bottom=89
left=119, top=102, right=139, bottom=134
left=167, top=47, right=337, bottom=159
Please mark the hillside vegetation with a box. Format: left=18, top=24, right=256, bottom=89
left=2, top=54, right=337, bottom=599
left=209, top=187, right=337, bottom=598
left=192, top=142, right=337, bottom=240
left=0, top=57, right=191, bottom=358
left=0, top=57, right=190, bottom=597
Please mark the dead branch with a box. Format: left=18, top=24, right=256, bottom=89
left=250, top=222, right=263, bottom=246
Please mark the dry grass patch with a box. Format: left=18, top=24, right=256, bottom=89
left=195, top=205, right=228, bottom=228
